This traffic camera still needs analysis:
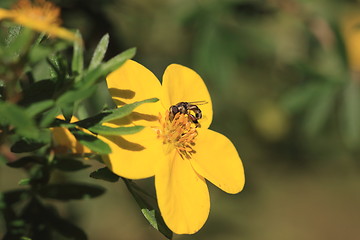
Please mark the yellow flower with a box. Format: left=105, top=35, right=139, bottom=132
left=52, top=115, right=91, bottom=154
left=102, top=60, right=245, bottom=234
left=0, top=0, right=78, bottom=42
left=342, top=10, right=360, bottom=72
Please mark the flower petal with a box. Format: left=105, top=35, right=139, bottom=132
left=13, top=16, right=79, bottom=42
left=190, top=129, right=245, bottom=194
left=100, top=127, right=163, bottom=179
left=106, top=60, right=164, bottom=126
left=162, top=64, right=213, bottom=129
left=52, top=115, right=91, bottom=154
left=155, top=150, right=210, bottom=234
left=0, top=9, right=12, bottom=19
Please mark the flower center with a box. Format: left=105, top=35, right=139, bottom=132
left=156, top=110, right=198, bottom=159
left=12, top=0, right=61, bottom=25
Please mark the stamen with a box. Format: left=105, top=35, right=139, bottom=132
left=156, top=110, right=198, bottom=159
left=12, top=0, right=61, bottom=25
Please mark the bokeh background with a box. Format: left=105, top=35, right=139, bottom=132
left=2, top=0, right=360, bottom=239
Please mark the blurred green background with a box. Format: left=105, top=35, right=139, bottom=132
left=2, top=0, right=360, bottom=239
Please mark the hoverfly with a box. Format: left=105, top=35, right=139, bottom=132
left=168, top=101, right=208, bottom=127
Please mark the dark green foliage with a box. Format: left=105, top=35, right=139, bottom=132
left=52, top=157, right=91, bottom=172
left=90, top=167, right=120, bottom=182
left=0, top=21, right=163, bottom=239
left=38, top=183, right=105, bottom=201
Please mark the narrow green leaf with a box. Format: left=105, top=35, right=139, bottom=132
left=25, top=100, right=54, bottom=117
left=38, top=183, right=106, bottom=201
left=89, top=34, right=109, bottom=70
left=10, top=130, right=51, bottom=153
left=53, top=157, right=90, bottom=172
left=7, top=156, right=45, bottom=168
left=0, top=102, right=39, bottom=138
left=100, top=98, right=158, bottom=123
left=39, top=106, right=60, bottom=127
left=75, top=98, right=159, bottom=128
left=88, top=125, right=144, bottom=135
left=69, top=128, right=111, bottom=154
left=71, top=31, right=84, bottom=78
left=79, top=47, right=136, bottom=89
left=102, top=47, right=136, bottom=73
left=4, top=26, right=33, bottom=62
left=56, top=85, right=97, bottom=105
left=90, top=167, right=119, bottom=182
left=11, top=139, right=45, bottom=153
left=60, top=103, right=74, bottom=122
left=18, top=178, right=31, bottom=186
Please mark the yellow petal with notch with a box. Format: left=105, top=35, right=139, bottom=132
left=162, top=64, right=213, bottom=129
left=191, top=128, right=245, bottom=194
left=106, top=60, right=164, bottom=126
left=155, top=150, right=210, bottom=234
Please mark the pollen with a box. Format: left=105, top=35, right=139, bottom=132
left=12, top=0, right=61, bottom=25
left=156, top=110, right=198, bottom=159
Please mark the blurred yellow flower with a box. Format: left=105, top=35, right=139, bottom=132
left=342, top=11, right=360, bottom=71
left=0, top=0, right=78, bottom=42
left=102, top=60, right=245, bottom=234
left=52, top=115, right=91, bottom=154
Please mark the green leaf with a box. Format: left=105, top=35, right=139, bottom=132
left=53, top=157, right=90, bottom=172
left=29, top=40, right=69, bottom=64
left=25, top=100, right=54, bottom=118
left=75, top=98, right=158, bottom=128
left=0, top=101, right=39, bottom=138
left=18, top=178, right=31, bottom=186
left=69, top=128, right=111, bottom=154
left=79, top=47, right=136, bottom=89
left=89, top=167, right=119, bottom=182
left=38, top=183, right=106, bottom=201
left=56, top=85, right=97, bottom=105
left=89, top=34, right=109, bottom=70
left=10, top=130, right=51, bottom=153
left=4, top=26, right=33, bottom=62
left=100, top=98, right=158, bottom=123
left=6, top=156, right=45, bottom=168
left=123, top=179, right=172, bottom=239
left=71, top=31, right=84, bottom=78
left=39, top=106, right=60, bottom=127
left=11, top=139, right=46, bottom=153
left=88, top=125, right=144, bottom=135
left=60, top=103, right=74, bottom=122
left=101, top=47, right=136, bottom=73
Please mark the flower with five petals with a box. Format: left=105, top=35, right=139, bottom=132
left=101, top=60, right=245, bottom=234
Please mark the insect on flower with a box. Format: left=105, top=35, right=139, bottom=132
left=169, top=101, right=207, bottom=127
